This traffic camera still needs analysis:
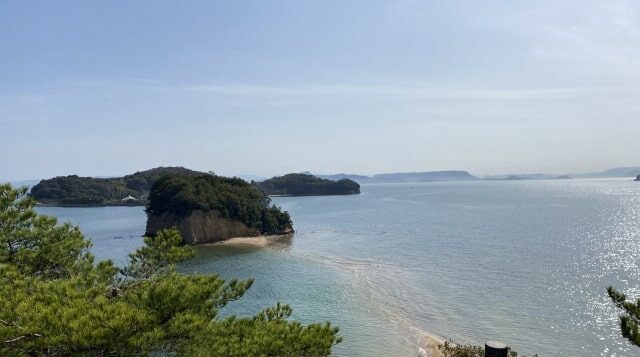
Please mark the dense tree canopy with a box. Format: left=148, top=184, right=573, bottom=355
left=147, top=174, right=293, bottom=235
left=255, top=173, right=360, bottom=196
left=0, top=183, right=340, bottom=356
left=29, top=167, right=204, bottom=206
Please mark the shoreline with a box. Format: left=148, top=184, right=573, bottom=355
left=35, top=202, right=145, bottom=208
left=268, top=193, right=359, bottom=197
left=418, top=332, right=446, bottom=357
left=204, top=233, right=293, bottom=247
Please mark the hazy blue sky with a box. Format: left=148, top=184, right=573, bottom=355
left=2, top=0, right=639, bottom=180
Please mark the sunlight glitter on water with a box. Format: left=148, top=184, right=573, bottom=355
left=37, top=178, right=640, bottom=356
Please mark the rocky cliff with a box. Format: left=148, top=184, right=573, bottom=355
left=146, top=210, right=261, bottom=244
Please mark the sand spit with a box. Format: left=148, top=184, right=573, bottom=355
left=207, top=233, right=293, bottom=247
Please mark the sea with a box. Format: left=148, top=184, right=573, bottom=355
left=35, top=178, right=640, bottom=356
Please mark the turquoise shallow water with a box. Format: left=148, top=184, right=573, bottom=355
left=36, top=178, right=640, bottom=356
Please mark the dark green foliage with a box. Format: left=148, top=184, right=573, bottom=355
left=438, top=341, right=535, bottom=357
left=147, top=175, right=293, bottom=234
left=438, top=342, right=484, bottom=357
left=0, top=183, right=339, bottom=356
left=255, top=173, right=360, bottom=196
left=29, top=167, right=204, bottom=206
left=0, top=185, right=93, bottom=279
left=608, top=286, right=640, bottom=346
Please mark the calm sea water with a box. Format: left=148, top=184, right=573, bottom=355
left=36, top=179, right=640, bottom=356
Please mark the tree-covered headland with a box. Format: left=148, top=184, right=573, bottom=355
left=29, top=167, right=203, bottom=206
left=147, top=174, right=293, bottom=236
left=0, top=183, right=340, bottom=356
left=255, top=173, right=360, bottom=196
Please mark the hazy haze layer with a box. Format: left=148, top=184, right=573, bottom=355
left=1, top=1, right=639, bottom=180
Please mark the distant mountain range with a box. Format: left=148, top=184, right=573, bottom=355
left=317, top=170, right=478, bottom=184
left=571, top=166, right=640, bottom=178
left=483, top=173, right=562, bottom=180
left=6, top=166, right=640, bottom=189
left=316, top=166, right=640, bottom=184
left=483, top=173, right=572, bottom=181
left=484, top=166, right=640, bottom=181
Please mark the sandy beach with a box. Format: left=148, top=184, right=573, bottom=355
left=419, top=333, right=446, bottom=357
left=208, top=233, right=293, bottom=247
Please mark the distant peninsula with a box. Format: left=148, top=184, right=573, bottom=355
left=317, top=170, right=477, bottom=184
left=484, top=173, right=573, bottom=181
left=254, top=173, right=360, bottom=196
left=145, top=174, right=292, bottom=244
left=29, top=167, right=204, bottom=206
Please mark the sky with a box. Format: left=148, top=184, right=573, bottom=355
left=1, top=0, right=640, bottom=180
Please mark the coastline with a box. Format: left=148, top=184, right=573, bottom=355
left=205, top=233, right=293, bottom=247
left=35, top=202, right=145, bottom=208
left=267, top=192, right=359, bottom=197
left=418, top=332, right=446, bottom=357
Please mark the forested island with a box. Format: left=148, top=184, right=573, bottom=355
left=28, top=168, right=360, bottom=206
left=29, top=167, right=204, bottom=206
left=254, top=173, right=360, bottom=196
left=146, top=174, right=293, bottom=244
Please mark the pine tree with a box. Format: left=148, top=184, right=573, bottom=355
left=0, top=183, right=340, bottom=356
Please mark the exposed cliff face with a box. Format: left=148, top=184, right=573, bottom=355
left=146, top=210, right=260, bottom=244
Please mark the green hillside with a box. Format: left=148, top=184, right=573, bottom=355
left=29, top=167, right=204, bottom=206
left=255, top=173, right=360, bottom=196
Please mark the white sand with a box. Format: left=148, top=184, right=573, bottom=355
left=419, top=332, right=447, bottom=357
left=208, top=234, right=292, bottom=247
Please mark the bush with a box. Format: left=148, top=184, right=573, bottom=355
left=438, top=341, right=536, bottom=357
left=608, top=286, right=640, bottom=347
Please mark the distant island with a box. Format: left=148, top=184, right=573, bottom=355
left=29, top=167, right=204, bottom=206
left=315, top=166, right=640, bottom=184
left=145, top=174, right=292, bottom=244
left=565, top=166, right=640, bottom=179
left=22, top=165, right=640, bottom=207
left=317, top=170, right=477, bottom=184
left=254, top=173, right=360, bottom=196
left=484, top=174, right=573, bottom=181
left=635, top=175, right=640, bottom=182
left=503, top=175, right=529, bottom=181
